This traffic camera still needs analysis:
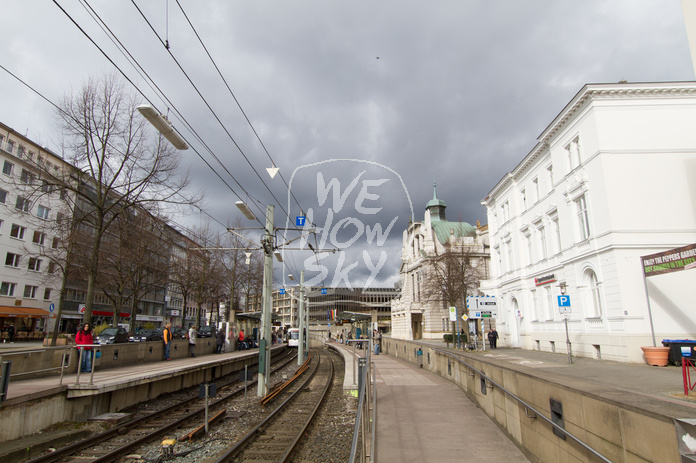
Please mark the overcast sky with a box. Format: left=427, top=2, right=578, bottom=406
left=0, top=1, right=693, bottom=289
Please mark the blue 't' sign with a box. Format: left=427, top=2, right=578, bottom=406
left=296, top=216, right=306, bottom=227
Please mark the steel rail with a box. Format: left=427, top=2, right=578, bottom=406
left=25, top=350, right=296, bottom=463
left=279, top=351, right=335, bottom=462
left=212, top=350, right=324, bottom=463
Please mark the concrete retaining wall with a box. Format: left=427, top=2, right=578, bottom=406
left=0, top=346, right=281, bottom=442
left=1, top=339, right=217, bottom=380
left=382, top=338, right=681, bottom=463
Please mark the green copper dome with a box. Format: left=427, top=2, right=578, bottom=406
left=425, top=181, right=476, bottom=244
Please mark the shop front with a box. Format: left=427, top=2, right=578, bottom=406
left=0, top=306, right=50, bottom=340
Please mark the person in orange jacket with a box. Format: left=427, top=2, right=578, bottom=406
left=162, top=323, right=173, bottom=360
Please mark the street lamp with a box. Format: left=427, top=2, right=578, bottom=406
left=235, top=201, right=257, bottom=221
left=136, top=105, right=188, bottom=150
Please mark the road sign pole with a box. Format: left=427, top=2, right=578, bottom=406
left=564, top=315, right=573, bottom=364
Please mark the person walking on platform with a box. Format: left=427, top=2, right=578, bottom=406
left=162, top=323, right=173, bottom=361
left=215, top=328, right=224, bottom=354
left=188, top=326, right=197, bottom=357
left=75, top=323, right=93, bottom=373
left=238, top=329, right=246, bottom=350
left=487, top=328, right=499, bottom=349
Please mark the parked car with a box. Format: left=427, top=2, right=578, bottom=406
left=171, top=327, right=187, bottom=339
left=198, top=326, right=213, bottom=337
left=129, top=328, right=163, bottom=343
left=95, top=327, right=129, bottom=345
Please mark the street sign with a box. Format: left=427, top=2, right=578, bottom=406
left=279, top=288, right=286, bottom=295
left=321, top=288, right=327, bottom=295
left=466, top=296, right=498, bottom=318
left=49, top=303, right=55, bottom=313
left=296, top=216, right=306, bottom=227
left=449, top=306, right=457, bottom=322
left=470, top=311, right=496, bottom=319
left=461, top=313, right=469, bottom=321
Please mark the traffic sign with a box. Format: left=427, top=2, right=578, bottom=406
left=449, top=306, right=457, bottom=322
left=557, top=295, right=571, bottom=307
left=470, top=311, right=496, bottom=319
left=321, top=288, right=327, bottom=295
left=279, top=288, right=286, bottom=295
left=461, top=313, right=469, bottom=321
left=296, top=216, right=306, bottom=227
left=49, top=303, right=55, bottom=313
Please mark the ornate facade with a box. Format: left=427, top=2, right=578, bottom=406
left=391, top=186, right=489, bottom=340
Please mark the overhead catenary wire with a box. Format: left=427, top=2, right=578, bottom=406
left=173, top=0, right=307, bottom=219
left=64, top=0, right=268, bottom=228
left=0, top=62, right=249, bottom=248
left=50, top=1, right=328, bottom=283
left=129, top=0, right=292, bottom=221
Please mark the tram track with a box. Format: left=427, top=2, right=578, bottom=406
left=212, top=349, right=335, bottom=463
left=24, top=349, right=297, bottom=463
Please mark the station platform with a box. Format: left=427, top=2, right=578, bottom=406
left=5, top=340, right=696, bottom=462
left=2, top=345, right=266, bottom=405
left=330, top=339, right=696, bottom=462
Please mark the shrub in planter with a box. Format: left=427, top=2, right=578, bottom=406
left=443, top=333, right=467, bottom=346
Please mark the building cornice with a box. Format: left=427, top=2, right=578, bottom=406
left=539, top=82, right=696, bottom=145
left=482, top=81, right=696, bottom=205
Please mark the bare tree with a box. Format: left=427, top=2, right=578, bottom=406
left=37, top=73, right=195, bottom=324
left=221, top=219, right=255, bottom=320
left=188, top=226, right=226, bottom=329
left=421, top=239, right=486, bottom=344
left=96, top=210, right=170, bottom=331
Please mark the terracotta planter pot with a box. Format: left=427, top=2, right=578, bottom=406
left=641, top=346, right=670, bottom=366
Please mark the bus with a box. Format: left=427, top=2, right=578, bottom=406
left=287, top=328, right=300, bottom=347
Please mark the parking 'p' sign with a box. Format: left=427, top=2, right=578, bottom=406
left=557, top=295, right=571, bottom=314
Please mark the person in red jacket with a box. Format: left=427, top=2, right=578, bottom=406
left=75, top=323, right=94, bottom=373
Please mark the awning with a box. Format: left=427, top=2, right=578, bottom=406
left=0, top=306, right=51, bottom=319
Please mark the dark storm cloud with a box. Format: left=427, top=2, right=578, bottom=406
left=0, top=1, right=692, bottom=287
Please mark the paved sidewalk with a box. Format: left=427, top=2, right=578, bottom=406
left=373, top=353, right=529, bottom=462
left=421, top=341, right=696, bottom=417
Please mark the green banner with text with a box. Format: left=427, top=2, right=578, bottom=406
left=641, top=243, right=696, bottom=278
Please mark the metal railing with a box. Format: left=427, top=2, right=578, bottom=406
left=346, top=338, right=376, bottom=463
left=74, top=344, right=102, bottom=385
left=0, top=345, right=73, bottom=385
left=434, top=346, right=612, bottom=463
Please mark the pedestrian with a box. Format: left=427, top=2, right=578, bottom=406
left=373, top=330, right=380, bottom=355
left=7, top=325, right=14, bottom=342
left=75, top=323, right=93, bottom=372
left=162, top=323, right=173, bottom=361
left=215, top=327, right=225, bottom=354
left=487, top=328, right=499, bottom=349
left=188, top=326, right=197, bottom=357
left=238, top=329, right=246, bottom=350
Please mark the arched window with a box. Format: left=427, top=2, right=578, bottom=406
left=585, top=269, right=603, bottom=317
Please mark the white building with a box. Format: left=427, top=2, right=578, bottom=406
left=392, top=186, right=489, bottom=340
left=0, top=123, right=68, bottom=333
left=480, top=81, right=696, bottom=363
